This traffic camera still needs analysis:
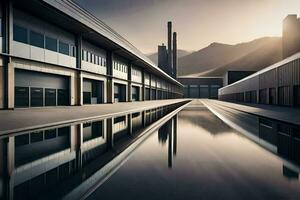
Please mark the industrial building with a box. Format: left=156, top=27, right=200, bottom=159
left=283, top=15, right=300, bottom=59
left=0, top=0, right=183, bottom=110
left=219, top=15, right=300, bottom=107
left=157, top=22, right=177, bottom=78
left=219, top=52, right=300, bottom=107
left=177, top=77, right=223, bottom=99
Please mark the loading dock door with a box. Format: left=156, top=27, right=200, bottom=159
left=15, top=87, right=29, bottom=107
left=57, top=89, right=69, bottom=106
left=30, top=88, right=43, bottom=107
left=45, top=88, right=56, bottom=106
left=15, top=69, right=69, bottom=107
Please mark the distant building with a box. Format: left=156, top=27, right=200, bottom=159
left=157, top=22, right=177, bottom=78
left=218, top=15, right=300, bottom=107
left=158, top=44, right=168, bottom=73
left=223, top=71, right=256, bottom=86
left=177, top=77, right=223, bottom=99
left=283, top=15, right=300, bottom=59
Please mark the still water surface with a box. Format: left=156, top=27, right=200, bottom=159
left=88, top=102, right=300, bottom=200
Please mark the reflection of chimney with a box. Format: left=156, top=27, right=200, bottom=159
left=173, top=115, right=177, bottom=156
left=168, top=120, right=173, bottom=168
left=167, top=21, right=172, bottom=76
left=173, top=32, right=177, bottom=78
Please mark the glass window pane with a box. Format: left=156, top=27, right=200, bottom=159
left=45, top=36, right=57, bottom=51
left=13, top=24, right=28, bottom=44
left=59, top=41, right=69, bottom=55
left=30, top=31, right=44, bottom=48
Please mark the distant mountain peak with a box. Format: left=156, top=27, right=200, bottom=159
left=178, top=37, right=283, bottom=76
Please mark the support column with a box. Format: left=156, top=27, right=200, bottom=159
left=127, top=63, right=132, bottom=102
left=107, top=51, right=113, bottom=103
left=141, top=70, right=145, bottom=101
left=3, top=1, right=14, bottom=109
left=75, top=35, right=83, bottom=106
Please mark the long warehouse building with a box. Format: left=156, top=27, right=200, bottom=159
left=219, top=52, right=300, bottom=107
left=0, top=0, right=183, bottom=109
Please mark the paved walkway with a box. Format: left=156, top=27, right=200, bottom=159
left=0, top=99, right=190, bottom=136
left=202, top=99, right=300, bottom=126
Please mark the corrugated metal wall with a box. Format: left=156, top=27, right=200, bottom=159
left=219, top=57, right=300, bottom=107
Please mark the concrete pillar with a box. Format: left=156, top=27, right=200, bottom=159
left=70, top=74, right=77, bottom=105
left=106, top=118, right=114, bottom=149
left=141, top=70, right=145, bottom=101
left=127, top=63, right=132, bottom=102
left=106, top=51, right=113, bottom=103
left=77, top=71, right=83, bottom=106
left=6, top=62, right=14, bottom=109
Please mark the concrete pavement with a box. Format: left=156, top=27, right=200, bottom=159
left=202, top=99, right=300, bottom=126
left=0, top=99, right=190, bottom=136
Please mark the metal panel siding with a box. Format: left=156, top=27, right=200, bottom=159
left=259, top=69, right=277, bottom=89
left=15, top=69, right=68, bottom=89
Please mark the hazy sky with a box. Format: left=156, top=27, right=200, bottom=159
left=74, top=0, right=300, bottom=54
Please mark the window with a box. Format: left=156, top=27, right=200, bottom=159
left=70, top=45, right=76, bottom=57
left=59, top=41, right=69, bottom=55
left=30, top=31, right=44, bottom=48
left=99, top=57, right=102, bottom=66
left=13, top=24, right=28, bottom=44
left=81, top=49, right=85, bottom=61
left=103, top=58, right=106, bottom=67
left=90, top=53, right=93, bottom=63
left=94, top=55, right=98, bottom=64
left=45, top=36, right=57, bottom=52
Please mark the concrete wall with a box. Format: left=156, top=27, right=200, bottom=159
left=12, top=9, right=76, bottom=68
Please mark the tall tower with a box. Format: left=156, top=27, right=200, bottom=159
left=167, top=21, right=173, bottom=76
left=283, top=15, right=300, bottom=59
left=158, top=44, right=168, bottom=72
left=173, top=32, right=177, bottom=78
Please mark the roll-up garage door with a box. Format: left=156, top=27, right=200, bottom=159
left=15, top=69, right=69, bottom=107
left=30, top=87, right=43, bottom=107
left=45, top=89, right=56, bottom=106
left=15, top=87, right=29, bottom=107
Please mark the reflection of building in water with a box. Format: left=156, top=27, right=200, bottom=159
left=0, top=119, right=108, bottom=200
left=0, top=104, right=183, bottom=200
left=283, top=165, right=299, bottom=180
left=158, top=116, right=178, bottom=168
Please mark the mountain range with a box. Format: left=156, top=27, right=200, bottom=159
left=147, top=37, right=283, bottom=77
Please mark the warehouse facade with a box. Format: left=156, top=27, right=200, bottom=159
left=0, top=0, right=183, bottom=109
left=219, top=52, right=300, bottom=107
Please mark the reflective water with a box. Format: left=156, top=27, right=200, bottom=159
left=88, top=103, right=300, bottom=200
left=2, top=100, right=300, bottom=199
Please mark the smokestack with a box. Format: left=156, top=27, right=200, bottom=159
left=167, top=21, right=172, bottom=76
left=173, top=32, right=177, bottom=78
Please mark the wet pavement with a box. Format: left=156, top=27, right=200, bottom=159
left=2, top=100, right=300, bottom=200
left=88, top=100, right=300, bottom=200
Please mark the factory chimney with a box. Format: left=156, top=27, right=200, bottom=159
left=167, top=21, right=173, bottom=76
left=173, top=32, right=177, bottom=78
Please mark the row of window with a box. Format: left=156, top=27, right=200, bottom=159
left=82, top=49, right=107, bottom=67
left=132, top=68, right=141, bottom=77
left=13, top=24, right=76, bottom=57
left=113, top=61, right=128, bottom=73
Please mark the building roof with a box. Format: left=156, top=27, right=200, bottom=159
left=220, top=51, right=300, bottom=90
left=40, top=0, right=182, bottom=86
